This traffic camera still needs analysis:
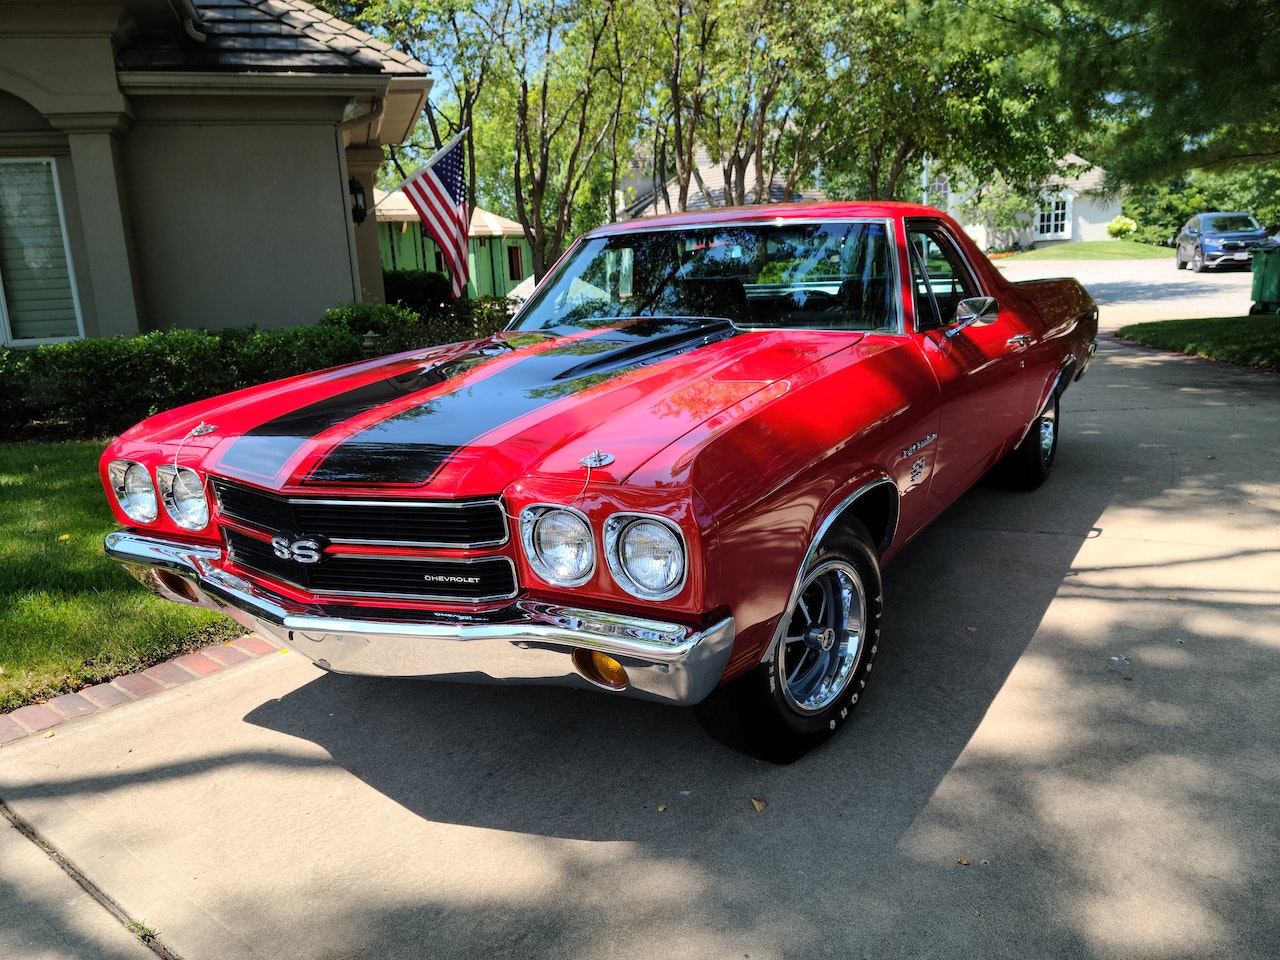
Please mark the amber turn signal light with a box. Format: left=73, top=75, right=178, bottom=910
left=572, top=649, right=629, bottom=691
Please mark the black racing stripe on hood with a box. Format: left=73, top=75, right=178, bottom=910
left=215, top=340, right=539, bottom=484
left=303, top=318, right=738, bottom=486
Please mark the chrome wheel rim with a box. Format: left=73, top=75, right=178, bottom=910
left=1038, top=405, right=1057, bottom=463
left=779, top=559, right=865, bottom=714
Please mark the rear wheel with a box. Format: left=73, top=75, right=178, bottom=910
left=695, top=524, right=882, bottom=763
left=1175, top=252, right=1187, bottom=270
left=997, top=391, right=1059, bottom=490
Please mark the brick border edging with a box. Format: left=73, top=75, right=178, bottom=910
left=0, top=634, right=284, bottom=747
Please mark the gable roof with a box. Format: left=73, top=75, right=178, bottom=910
left=118, top=0, right=426, bottom=75
left=1046, top=153, right=1108, bottom=195
left=630, top=148, right=828, bottom=218
left=374, top=189, right=527, bottom=238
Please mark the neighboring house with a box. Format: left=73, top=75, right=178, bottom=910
left=629, top=148, right=829, bottom=218
left=375, top=188, right=533, bottom=299
left=960, top=155, right=1121, bottom=252
left=0, top=0, right=430, bottom=347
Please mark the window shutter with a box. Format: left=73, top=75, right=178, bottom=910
left=0, top=160, right=82, bottom=342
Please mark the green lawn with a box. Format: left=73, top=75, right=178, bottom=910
left=1007, top=240, right=1172, bottom=260
left=0, top=442, right=243, bottom=712
left=1116, top=316, right=1280, bottom=371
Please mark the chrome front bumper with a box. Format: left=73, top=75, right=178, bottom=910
left=104, top=531, right=736, bottom=705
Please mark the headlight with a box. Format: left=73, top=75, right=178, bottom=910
left=157, top=465, right=210, bottom=530
left=107, top=460, right=158, bottom=524
left=520, top=506, right=595, bottom=586
left=605, top=515, right=686, bottom=600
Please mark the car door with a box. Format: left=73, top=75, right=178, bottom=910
left=904, top=218, right=1028, bottom=506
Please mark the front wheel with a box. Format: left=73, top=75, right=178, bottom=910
left=1191, top=246, right=1207, bottom=272
left=694, top=526, right=882, bottom=763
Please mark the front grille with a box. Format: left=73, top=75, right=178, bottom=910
left=211, top=478, right=517, bottom=603
left=224, top=530, right=518, bottom=602
left=210, top=478, right=507, bottom=547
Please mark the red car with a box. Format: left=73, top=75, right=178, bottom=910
left=100, top=202, right=1097, bottom=762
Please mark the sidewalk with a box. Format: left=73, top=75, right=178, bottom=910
left=0, top=812, right=156, bottom=960
left=0, top=636, right=282, bottom=747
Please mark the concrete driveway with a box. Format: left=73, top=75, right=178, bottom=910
left=996, top=256, right=1257, bottom=328
left=2, top=263, right=1277, bottom=960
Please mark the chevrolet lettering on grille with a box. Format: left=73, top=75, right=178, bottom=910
left=423, top=573, right=482, bottom=585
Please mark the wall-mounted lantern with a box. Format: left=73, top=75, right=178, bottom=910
left=349, top=178, right=367, bottom=225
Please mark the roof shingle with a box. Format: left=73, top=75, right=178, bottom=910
left=118, top=0, right=427, bottom=76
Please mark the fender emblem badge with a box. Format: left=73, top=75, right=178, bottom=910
left=901, top=433, right=938, bottom=459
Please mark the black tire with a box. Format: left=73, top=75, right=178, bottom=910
left=997, top=391, right=1059, bottom=490
left=694, top=523, right=882, bottom=763
left=1190, top=246, right=1207, bottom=273
left=1175, top=252, right=1186, bottom=270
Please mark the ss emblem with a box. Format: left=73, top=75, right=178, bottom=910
left=271, top=535, right=325, bottom=564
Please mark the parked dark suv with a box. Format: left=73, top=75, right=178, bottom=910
left=1176, top=212, right=1269, bottom=272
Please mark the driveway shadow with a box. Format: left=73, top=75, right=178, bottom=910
left=243, top=405, right=1115, bottom=848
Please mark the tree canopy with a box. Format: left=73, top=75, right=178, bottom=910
left=315, top=0, right=1280, bottom=273
left=1065, top=0, right=1280, bottom=180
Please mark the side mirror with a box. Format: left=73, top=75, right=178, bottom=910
left=946, top=296, right=999, bottom=338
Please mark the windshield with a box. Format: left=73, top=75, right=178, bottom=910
left=1203, top=214, right=1261, bottom=233
left=511, top=220, right=897, bottom=334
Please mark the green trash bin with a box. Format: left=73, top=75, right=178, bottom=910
left=1250, top=245, right=1280, bottom=314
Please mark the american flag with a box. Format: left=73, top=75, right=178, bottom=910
left=399, top=132, right=470, bottom=298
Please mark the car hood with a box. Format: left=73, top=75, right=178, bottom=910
left=1205, top=228, right=1268, bottom=242
left=122, top=319, right=863, bottom=496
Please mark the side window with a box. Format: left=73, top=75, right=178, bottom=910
left=906, top=224, right=978, bottom=331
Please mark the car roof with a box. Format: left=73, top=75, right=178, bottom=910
left=586, top=200, right=952, bottom=236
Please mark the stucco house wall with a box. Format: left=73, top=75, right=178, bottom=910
left=1070, top=192, right=1119, bottom=243
left=0, top=0, right=430, bottom=346
left=121, top=94, right=363, bottom=332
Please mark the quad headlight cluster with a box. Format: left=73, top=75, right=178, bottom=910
left=108, top=460, right=210, bottom=530
left=520, top=505, right=687, bottom=601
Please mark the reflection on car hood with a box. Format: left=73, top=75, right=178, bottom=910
left=122, top=319, right=863, bottom=496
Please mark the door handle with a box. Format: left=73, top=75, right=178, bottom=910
left=1006, top=334, right=1032, bottom=348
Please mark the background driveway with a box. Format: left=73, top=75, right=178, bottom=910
left=997, top=256, right=1257, bottom=328
left=1, top=259, right=1277, bottom=960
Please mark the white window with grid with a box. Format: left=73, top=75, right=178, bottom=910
left=0, top=158, right=84, bottom=345
left=1034, top=196, right=1071, bottom=241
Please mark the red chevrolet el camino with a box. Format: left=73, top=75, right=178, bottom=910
left=101, top=202, right=1097, bottom=761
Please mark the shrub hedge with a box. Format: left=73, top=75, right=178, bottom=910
left=1, top=282, right=517, bottom=441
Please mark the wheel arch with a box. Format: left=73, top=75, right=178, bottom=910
left=786, top=476, right=897, bottom=616
left=761, top=475, right=895, bottom=664
left=825, top=476, right=899, bottom=558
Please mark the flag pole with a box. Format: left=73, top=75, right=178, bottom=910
left=374, top=127, right=470, bottom=210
